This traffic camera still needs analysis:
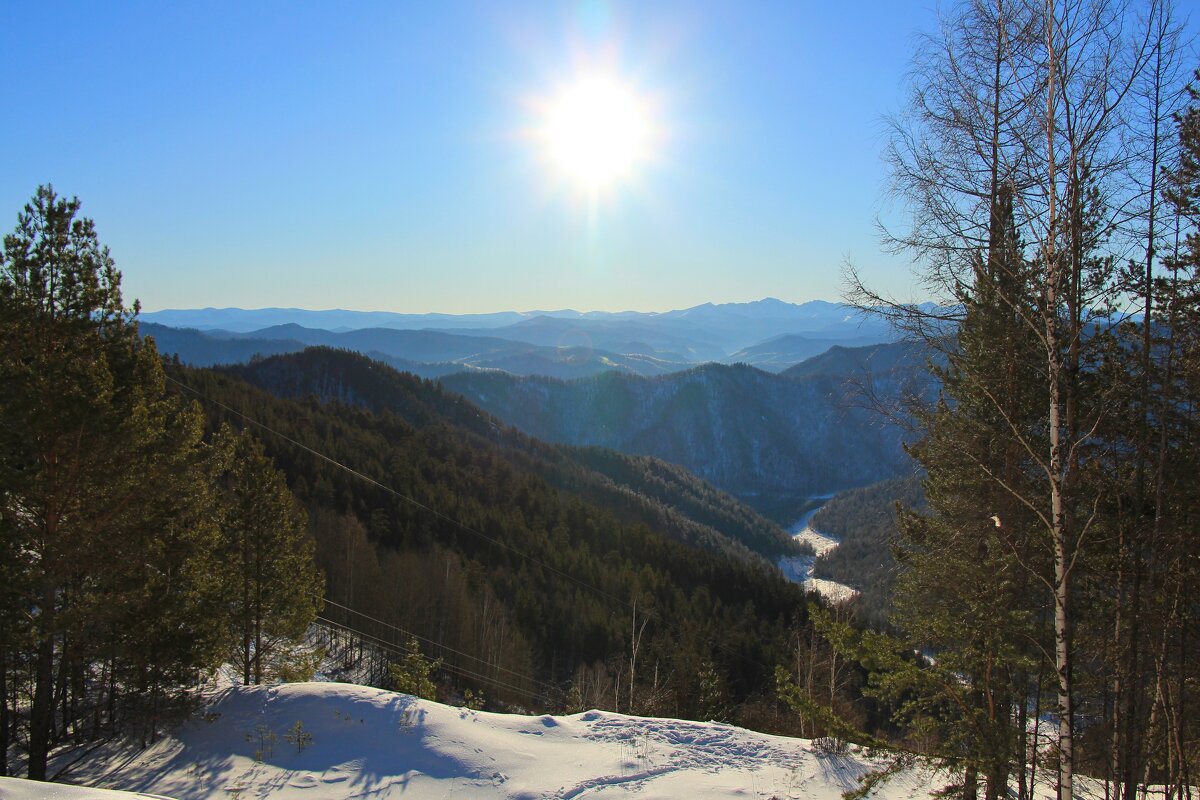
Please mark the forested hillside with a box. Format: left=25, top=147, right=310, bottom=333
left=440, top=362, right=913, bottom=522
left=167, top=348, right=830, bottom=728
left=809, top=475, right=925, bottom=628
left=217, top=347, right=799, bottom=560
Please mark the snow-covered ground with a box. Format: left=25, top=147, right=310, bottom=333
left=8, top=681, right=1168, bottom=800
left=0, top=778, right=174, bottom=799
left=20, top=681, right=950, bottom=800
left=778, top=502, right=858, bottom=605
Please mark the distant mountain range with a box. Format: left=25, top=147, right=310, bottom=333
left=140, top=322, right=693, bottom=379
left=140, top=302, right=931, bottom=522
left=141, top=298, right=908, bottom=377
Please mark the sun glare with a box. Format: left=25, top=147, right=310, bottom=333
left=537, top=76, right=656, bottom=193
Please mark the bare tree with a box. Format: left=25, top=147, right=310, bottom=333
left=848, top=3, right=1188, bottom=798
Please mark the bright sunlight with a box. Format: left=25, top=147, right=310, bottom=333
left=536, top=75, right=657, bottom=193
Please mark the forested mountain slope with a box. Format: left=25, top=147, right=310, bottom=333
left=440, top=361, right=914, bottom=522
left=168, top=348, right=817, bottom=721
left=222, top=347, right=797, bottom=560
left=809, top=475, right=926, bottom=628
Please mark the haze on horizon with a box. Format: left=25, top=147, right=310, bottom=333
left=0, top=2, right=949, bottom=314
left=147, top=295, right=839, bottom=317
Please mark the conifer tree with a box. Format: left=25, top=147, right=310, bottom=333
left=891, top=185, right=1046, bottom=800
left=217, top=426, right=323, bottom=685
left=389, top=636, right=442, bottom=700
left=0, top=186, right=225, bottom=778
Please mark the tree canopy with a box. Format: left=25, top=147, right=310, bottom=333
left=0, top=187, right=320, bottom=780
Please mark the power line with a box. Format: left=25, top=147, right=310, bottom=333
left=317, top=595, right=558, bottom=695
left=167, top=371, right=788, bottom=680
left=314, top=615, right=544, bottom=703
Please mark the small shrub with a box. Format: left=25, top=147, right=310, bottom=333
left=389, top=637, right=441, bottom=700
left=246, top=723, right=277, bottom=761
left=813, top=736, right=847, bottom=755
left=284, top=719, right=313, bottom=753
left=463, top=688, right=485, bottom=711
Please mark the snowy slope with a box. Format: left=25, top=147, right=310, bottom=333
left=46, top=682, right=944, bottom=800
left=0, top=777, right=172, bottom=799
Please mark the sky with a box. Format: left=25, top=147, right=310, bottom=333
left=1, top=1, right=948, bottom=313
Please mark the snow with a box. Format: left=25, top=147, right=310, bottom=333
left=778, top=501, right=859, bottom=605
left=34, top=681, right=944, bottom=800
left=0, top=777, right=173, bottom=799
left=10, top=681, right=1171, bottom=800
left=793, top=527, right=840, bottom=558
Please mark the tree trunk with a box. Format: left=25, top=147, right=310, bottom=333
left=1044, top=3, right=1073, bottom=796
left=1031, top=664, right=1044, bottom=800
left=986, top=763, right=1009, bottom=800
left=1018, top=678, right=1029, bottom=800
left=965, top=764, right=979, bottom=800
left=28, top=590, right=57, bottom=781
left=0, top=645, right=8, bottom=777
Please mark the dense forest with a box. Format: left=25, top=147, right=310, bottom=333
left=832, top=1, right=1200, bottom=798
left=172, top=349, right=815, bottom=715
left=219, top=346, right=801, bottom=561
left=808, top=476, right=925, bottom=629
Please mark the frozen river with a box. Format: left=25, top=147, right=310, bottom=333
left=777, top=497, right=858, bottom=604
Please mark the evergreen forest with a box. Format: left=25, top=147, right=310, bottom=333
left=3, top=1, right=1200, bottom=798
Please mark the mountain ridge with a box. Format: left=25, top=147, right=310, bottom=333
left=141, top=299, right=912, bottom=376
left=141, top=298, right=901, bottom=356
left=439, top=355, right=916, bottom=522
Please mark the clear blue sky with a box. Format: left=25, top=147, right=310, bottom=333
left=1, top=1, right=943, bottom=313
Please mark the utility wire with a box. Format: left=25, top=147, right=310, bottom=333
left=315, top=615, right=543, bottom=703
left=318, top=595, right=558, bottom=695
left=167, top=371, right=788, bottom=680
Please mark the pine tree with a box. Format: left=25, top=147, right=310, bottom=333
left=389, top=636, right=441, bottom=700
left=217, top=426, right=323, bottom=685
left=0, top=186, right=226, bottom=778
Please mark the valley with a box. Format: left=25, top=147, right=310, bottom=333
left=777, top=498, right=859, bottom=604
left=142, top=299, right=923, bottom=524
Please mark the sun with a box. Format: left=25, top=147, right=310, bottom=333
left=537, top=75, right=656, bottom=193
